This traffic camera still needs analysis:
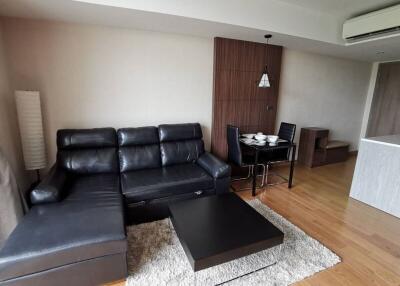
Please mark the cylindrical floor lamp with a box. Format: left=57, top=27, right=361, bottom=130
left=15, top=90, right=47, bottom=182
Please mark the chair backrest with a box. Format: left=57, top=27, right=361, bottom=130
left=275, top=122, right=296, bottom=161
left=278, top=122, right=296, bottom=143
left=57, top=128, right=119, bottom=174
left=117, top=127, right=161, bottom=172
left=226, top=125, right=243, bottom=166
left=158, top=123, right=204, bottom=166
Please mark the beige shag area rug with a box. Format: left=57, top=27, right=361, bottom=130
left=125, top=199, right=340, bottom=285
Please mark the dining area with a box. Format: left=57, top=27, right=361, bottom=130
left=226, top=122, right=297, bottom=196
left=211, top=37, right=296, bottom=196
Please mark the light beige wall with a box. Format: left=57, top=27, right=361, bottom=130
left=2, top=17, right=372, bottom=166
left=2, top=18, right=214, bottom=165
left=277, top=49, right=372, bottom=151
left=0, top=20, right=29, bottom=190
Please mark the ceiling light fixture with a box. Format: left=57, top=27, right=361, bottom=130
left=258, top=34, right=272, bottom=88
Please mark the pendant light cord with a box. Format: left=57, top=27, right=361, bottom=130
left=266, top=37, right=269, bottom=70
left=264, top=34, right=272, bottom=72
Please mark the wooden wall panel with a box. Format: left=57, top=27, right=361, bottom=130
left=367, top=62, right=400, bottom=137
left=211, top=37, right=283, bottom=159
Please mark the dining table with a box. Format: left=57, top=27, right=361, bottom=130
left=240, top=137, right=296, bottom=196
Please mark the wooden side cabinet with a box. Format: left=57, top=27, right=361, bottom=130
left=298, top=127, right=349, bottom=168
left=298, top=128, right=329, bottom=167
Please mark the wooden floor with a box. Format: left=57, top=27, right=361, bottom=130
left=108, top=156, right=400, bottom=285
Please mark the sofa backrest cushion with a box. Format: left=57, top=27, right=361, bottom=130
left=158, top=123, right=204, bottom=166
left=117, top=127, right=161, bottom=172
left=57, top=128, right=118, bottom=174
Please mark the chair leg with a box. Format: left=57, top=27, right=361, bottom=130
left=248, top=165, right=254, bottom=179
left=251, top=163, right=267, bottom=188
left=231, top=164, right=267, bottom=192
left=262, top=164, right=269, bottom=187
left=231, top=165, right=253, bottom=182
left=259, top=164, right=267, bottom=188
left=265, top=164, right=289, bottom=187
left=273, top=172, right=289, bottom=182
left=231, top=165, right=255, bottom=192
left=266, top=172, right=289, bottom=186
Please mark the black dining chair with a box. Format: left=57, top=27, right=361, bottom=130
left=276, top=122, right=296, bottom=160
left=227, top=125, right=266, bottom=191
left=259, top=122, right=296, bottom=186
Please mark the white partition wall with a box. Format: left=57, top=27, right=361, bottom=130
left=350, top=135, right=400, bottom=218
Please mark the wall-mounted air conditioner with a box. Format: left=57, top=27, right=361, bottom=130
left=343, top=4, right=400, bottom=42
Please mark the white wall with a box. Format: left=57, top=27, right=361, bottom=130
left=277, top=49, right=372, bottom=151
left=0, top=20, right=29, bottom=191
left=2, top=18, right=214, bottom=165
left=2, top=18, right=373, bottom=168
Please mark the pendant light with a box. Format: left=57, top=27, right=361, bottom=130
left=258, top=34, right=272, bottom=88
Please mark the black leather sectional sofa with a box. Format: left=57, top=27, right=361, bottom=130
left=0, top=123, right=231, bottom=286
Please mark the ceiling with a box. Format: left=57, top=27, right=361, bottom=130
left=277, top=0, right=399, bottom=19
left=0, top=0, right=400, bottom=62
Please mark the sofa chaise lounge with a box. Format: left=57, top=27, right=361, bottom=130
left=0, top=123, right=231, bottom=286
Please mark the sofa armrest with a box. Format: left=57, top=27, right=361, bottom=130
left=30, top=164, right=68, bottom=205
left=197, top=152, right=231, bottom=179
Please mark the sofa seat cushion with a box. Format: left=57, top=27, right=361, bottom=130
left=64, top=173, right=121, bottom=202
left=0, top=175, right=126, bottom=283
left=121, top=163, right=214, bottom=203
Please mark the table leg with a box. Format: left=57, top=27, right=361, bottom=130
left=252, top=150, right=259, bottom=196
left=288, top=145, right=296, bottom=188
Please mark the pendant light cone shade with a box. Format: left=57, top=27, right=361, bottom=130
left=15, top=91, right=47, bottom=170
left=259, top=34, right=272, bottom=88
left=258, top=70, right=270, bottom=87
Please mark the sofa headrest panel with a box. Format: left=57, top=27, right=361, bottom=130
left=57, top=128, right=118, bottom=174
left=57, top=128, right=117, bottom=149
left=117, top=127, right=159, bottom=146
left=158, top=123, right=202, bottom=142
left=160, top=140, right=204, bottom=166
left=117, top=127, right=161, bottom=172
left=58, top=149, right=118, bottom=174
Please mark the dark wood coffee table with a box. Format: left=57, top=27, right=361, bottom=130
left=169, top=193, right=284, bottom=271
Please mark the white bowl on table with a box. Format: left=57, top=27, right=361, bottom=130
left=242, top=133, right=255, bottom=139
left=241, top=138, right=254, bottom=144
left=266, top=135, right=279, bottom=143
left=254, top=134, right=268, bottom=141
